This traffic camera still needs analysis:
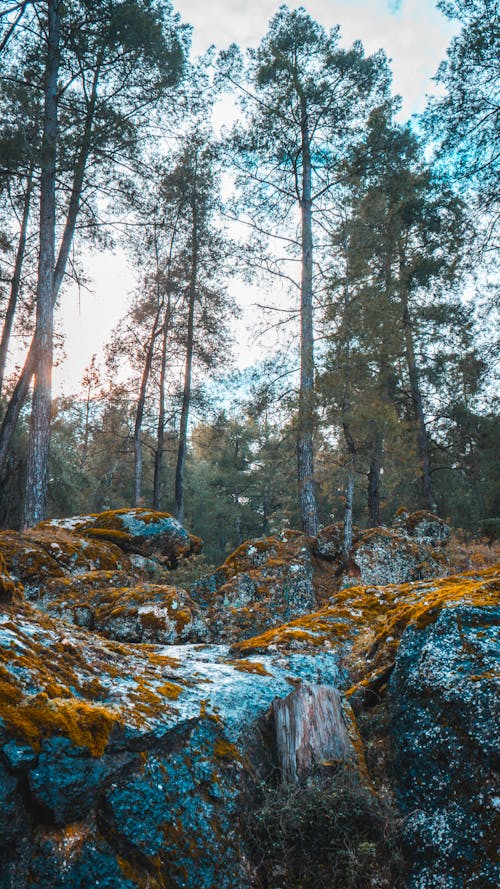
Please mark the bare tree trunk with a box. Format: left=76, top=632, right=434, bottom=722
left=23, top=0, right=60, bottom=527
left=174, top=208, right=198, bottom=523
left=342, top=419, right=356, bottom=564
left=399, top=258, right=436, bottom=511
left=297, top=98, right=318, bottom=536
left=367, top=429, right=383, bottom=527
left=153, top=308, right=168, bottom=511
left=13, top=37, right=102, bottom=522
left=133, top=314, right=161, bottom=506
left=0, top=168, right=33, bottom=398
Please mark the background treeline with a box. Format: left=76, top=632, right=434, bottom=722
left=0, top=1, right=498, bottom=564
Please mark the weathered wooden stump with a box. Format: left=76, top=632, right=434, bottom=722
left=273, top=683, right=355, bottom=783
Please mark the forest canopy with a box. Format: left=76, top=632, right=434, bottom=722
left=0, top=0, right=498, bottom=562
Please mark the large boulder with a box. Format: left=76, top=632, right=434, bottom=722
left=0, top=528, right=130, bottom=598
left=191, top=531, right=317, bottom=642
left=341, top=526, right=449, bottom=588
left=40, top=508, right=202, bottom=566
left=39, top=576, right=206, bottom=644
left=390, top=602, right=499, bottom=888
left=393, top=509, right=451, bottom=545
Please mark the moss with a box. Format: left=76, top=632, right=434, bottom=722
left=213, top=737, right=241, bottom=762
left=0, top=670, right=118, bottom=756
left=230, top=659, right=272, bottom=676
left=156, top=681, right=183, bottom=700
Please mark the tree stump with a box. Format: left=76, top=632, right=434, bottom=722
left=273, top=683, right=354, bottom=783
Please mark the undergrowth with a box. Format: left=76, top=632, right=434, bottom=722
left=243, top=766, right=405, bottom=889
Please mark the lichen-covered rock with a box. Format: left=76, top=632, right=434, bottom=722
left=0, top=528, right=130, bottom=597
left=393, top=509, right=451, bottom=545
left=41, top=508, right=202, bottom=566
left=200, top=531, right=317, bottom=642
left=342, top=527, right=449, bottom=588
left=40, top=579, right=206, bottom=643
left=0, top=552, right=23, bottom=602
left=0, top=595, right=340, bottom=888
left=389, top=603, right=500, bottom=888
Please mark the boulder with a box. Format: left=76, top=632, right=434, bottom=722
left=41, top=508, right=202, bottom=566
left=40, top=577, right=206, bottom=644
left=196, top=531, right=317, bottom=642
left=341, top=527, right=449, bottom=588
left=393, top=508, right=451, bottom=545
left=0, top=595, right=341, bottom=888
left=390, top=602, right=500, bottom=888
left=0, top=528, right=130, bottom=598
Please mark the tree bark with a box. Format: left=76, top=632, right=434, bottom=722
left=273, top=683, right=355, bottom=783
left=342, top=419, right=356, bottom=564
left=399, top=256, right=436, bottom=511
left=174, top=190, right=198, bottom=524
left=0, top=168, right=33, bottom=398
left=133, top=309, right=162, bottom=507
left=367, top=428, right=383, bottom=527
left=23, top=0, right=60, bottom=527
left=153, top=302, right=169, bottom=511
left=297, top=96, right=319, bottom=536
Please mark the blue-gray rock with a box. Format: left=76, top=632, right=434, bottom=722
left=390, top=604, right=500, bottom=889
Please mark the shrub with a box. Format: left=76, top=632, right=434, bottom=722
left=244, top=768, right=404, bottom=889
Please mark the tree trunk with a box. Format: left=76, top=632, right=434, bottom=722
left=0, top=168, right=33, bottom=398
left=153, top=303, right=170, bottom=511
left=342, top=418, right=356, bottom=565
left=133, top=314, right=161, bottom=506
left=273, top=683, right=355, bottom=784
left=400, top=275, right=436, bottom=511
left=367, top=429, right=383, bottom=527
left=23, top=0, right=60, bottom=527
left=297, top=98, right=318, bottom=536
left=174, top=195, right=198, bottom=524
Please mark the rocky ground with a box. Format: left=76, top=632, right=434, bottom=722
left=0, top=508, right=498, bottom=889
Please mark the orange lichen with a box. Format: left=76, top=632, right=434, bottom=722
left=156, top=681, right=183, bottom=700
left=0, top=673, right=118, bottom=757
left=230, top=660, right=272, bottom=676
left=213, top=737, right=241, bottom=762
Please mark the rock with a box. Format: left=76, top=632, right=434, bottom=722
left=0, top=528, right=130, bottom=597
left=0, top=594, right=341, bottom=887
left=393, top=509, right=451, bottom=545
left=0, top=552, right=23, bottom=602
left=41, top=508, right=202, bottom=566
left=38, top=576, right=204, bottom=644
left=390, top=602, right=500, bottom=888
left=342, top=527, right=449, bottom=588
left=198, top=531, right=317, bottom=642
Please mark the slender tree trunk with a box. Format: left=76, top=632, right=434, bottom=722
left=342, top=418, right=356, bottom=564
left=174, top=202, right=198, bottom=523
left=399, top=259, right=436, bottom=511
left=133, top=313, right=161, bottom=506
left=23, top=0, right=60, bottom=527
left=367, top=429, right=383, bottom=527
left=153, top=296, right=171, bottom=510
left=297, top=98, right=319, bottom=536
left=0, top=168, right=33, bottom=398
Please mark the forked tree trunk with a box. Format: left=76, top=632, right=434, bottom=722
left=23, top=0, right=60, bottom=528
left=297, top=97, right=319, bottom=537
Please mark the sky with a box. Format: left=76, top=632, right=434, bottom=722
left=54, top=0, right=458, bottom=393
